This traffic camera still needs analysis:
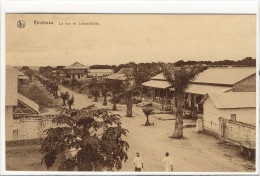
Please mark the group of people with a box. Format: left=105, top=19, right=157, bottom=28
left=133, top=152, right=173, bottom=172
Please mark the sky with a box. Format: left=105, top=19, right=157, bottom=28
left=6, top=14, right=256, bottom=66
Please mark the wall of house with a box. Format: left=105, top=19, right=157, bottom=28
left=233, top=74, right=256, bottom=92
left=6, top=106, right=14, bottom=141
left=203, top=98, right=256, bottom=133
left=6, top=115, right=66, bottom=141
left=70, top=73, right=88, bottom=81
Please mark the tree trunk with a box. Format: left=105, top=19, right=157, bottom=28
left=69, top=105, right=71, bottom=109
left=103, top=96, right=107, bottom=106
left=172, top=95, right=184, bottom=139
left=112, top=102, right=117, bottom=111
left=145, top=115, right=150, bottom=126
left=125, top=94, right=133, bottom=117
left=62, top=99, right=66, bottom=106
left=94, top=96, right=98, bottom=102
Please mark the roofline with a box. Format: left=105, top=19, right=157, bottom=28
left=191, top=82, right=234, bottom=87
left=18, top=100, right=39, bottom=114
left=233, top=73, right=256, bottom=86
left=216, top=107, right=256, bottom=109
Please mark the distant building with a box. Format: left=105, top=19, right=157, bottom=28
left=63, top=62, right=89, bottom=81
left=89, top=69, right=114, bottom=80
left=18, top=71, right=29, bottom=85
left=104, top=68, right=134, bottom=84
left=185, top=67, right=256, bottom=112
left=202, top=92, right=256, bottom=134
left=142, top=67, right=256, bottom=112
left=51, top=70, right=66, bottom=82
left=142, top=73, right=172, bottom=99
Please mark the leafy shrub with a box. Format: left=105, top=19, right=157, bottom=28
left=41, top=106, right=129, bottom=171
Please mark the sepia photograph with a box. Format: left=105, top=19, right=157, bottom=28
left=4, top=13, right=257, bottom=173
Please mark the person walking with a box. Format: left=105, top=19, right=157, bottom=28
left=133, top=152, right=143, bottom=172
left=162, top=152, right=173, bottom=172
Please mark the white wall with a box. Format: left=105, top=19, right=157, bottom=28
left=5, top=106, right=14, bottom=141
left=203, top=98, right=256, bottom=133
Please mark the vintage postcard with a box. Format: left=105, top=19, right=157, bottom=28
left=3, top=12, right=258, bottom=174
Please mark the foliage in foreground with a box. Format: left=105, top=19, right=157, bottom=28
left=41, top=105, right=129, bottom=171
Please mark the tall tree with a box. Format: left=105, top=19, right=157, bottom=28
left=163, top=64, right=202, bottom=139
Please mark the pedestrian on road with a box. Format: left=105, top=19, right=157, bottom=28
left=162, top=152, right=173, bottom=172
left=133, top=152, right=143, bottom=172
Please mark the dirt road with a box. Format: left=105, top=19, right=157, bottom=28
left=59, top=86, right=255, bottom=172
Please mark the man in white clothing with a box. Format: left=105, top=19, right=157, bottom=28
left=162, top=152, right=173, bottom=171
left=133, top=152, right=143, bottom=172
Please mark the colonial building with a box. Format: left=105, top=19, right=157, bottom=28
left=63, top=62, right=89, bottom=81
left=142, top=73, right=172, bottom=105
left=104, top=68, right=134, bottom=84
left=6, top=67, right=40, bottom=141
left=185, top=67, right=256, bottom=112
left=18, top=71, right=29, bottom=85
left=142, top=67, right=256, bottom=112
left=202, top=92, right=256, bottom=134
left=89, top=69, right=114, bottom=80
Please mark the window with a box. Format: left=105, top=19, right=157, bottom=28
left=231, top=114, right=236, bottom=121
left=78, top=74, right=80, bottom=78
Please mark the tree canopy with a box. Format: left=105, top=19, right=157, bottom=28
left=41, top=105, right=129, bottom=171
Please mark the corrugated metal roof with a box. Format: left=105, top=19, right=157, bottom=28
left=208, top=92, right=256, bottom=109
left=142, top=80, right=171, bottom=89
left=117, top=68, right=133, bottom=75
left=185, top=84, right=232, bottom=95
left=193, top=68, right=255, bottom=85
left=89, top=69, right=114, bottom=73
left=104, top=73, right=127, bottom=80
left=18, top=93, right=40, bottom=114
left=151, top=73, right=167, bottom=80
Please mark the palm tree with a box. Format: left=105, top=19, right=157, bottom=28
left=111, top=91, right=122, bottom=111
left=92, top=90, right=100, bottom=102
left=142, top=106, right=154, bottom=126
left=60, top=91, right=70, bottom=106
left=100, top=83, right=109, bottom=106
left=124, top=86, right=134, bottom=117
left=70, top=78, right=78, bottom=90
left=52, top=83, right=59, bottom=98
left=67, top=95, right=74, bottom=109
left=163, top=64, right=202, bottom=139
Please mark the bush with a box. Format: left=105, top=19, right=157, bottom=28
left=19, top=84, right=54, bottom=108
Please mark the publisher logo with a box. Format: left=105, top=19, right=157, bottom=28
left=17, top=20, right=26, bottom=29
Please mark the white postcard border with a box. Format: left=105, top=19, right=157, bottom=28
left=0, top=0, right=259, bottom=175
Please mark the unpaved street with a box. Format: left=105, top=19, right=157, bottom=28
left=59, top=86, right=255, bottom=172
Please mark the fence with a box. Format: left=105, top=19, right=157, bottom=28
left=10, top=114, right=65, bottom=141
left=218, top=118, right=255, bottom=149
